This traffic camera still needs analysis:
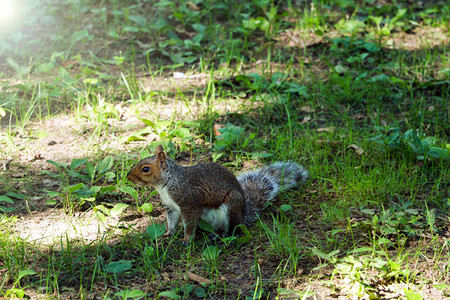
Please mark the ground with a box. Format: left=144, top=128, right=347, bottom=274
left=0, top=1, right=449, bottom=299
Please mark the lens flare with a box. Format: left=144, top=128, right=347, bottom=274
left=0, top=0, right=19, bottom=27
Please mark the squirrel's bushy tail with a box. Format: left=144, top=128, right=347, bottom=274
left=236, top=161, right=308, bottom=225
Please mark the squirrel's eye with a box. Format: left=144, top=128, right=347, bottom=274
left=142, top=166, right=151, bottom=173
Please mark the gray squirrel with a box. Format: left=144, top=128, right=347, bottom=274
left=127, top=145, right=308, bottom=243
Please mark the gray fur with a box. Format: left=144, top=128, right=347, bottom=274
left=237, top=161, right=308, bottom=225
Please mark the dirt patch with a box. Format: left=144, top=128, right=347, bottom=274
left=14, top=209, right=150, bottom=246
left=386, top=26, right=449, bottom=50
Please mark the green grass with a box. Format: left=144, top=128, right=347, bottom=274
left=0, top=0, right=449, bottom=298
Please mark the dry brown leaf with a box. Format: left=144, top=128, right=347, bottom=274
left=301, top=116, right=311, bottom=124
left=347, top=144, right=365, bottom=155
left=187, top=271, right=211, bottom=284
left=300, top=106, right=314, bottom=113
left=61, top=60, right=78, bottom=67
left=0, top=159, right=13, bottom=170
left=213, top=124, right=225, bottom=137
left=12, top=172, right=25, bottom=178
left=242, top=161, right=253, bottom=168
left=316, top=127, right=335, bottom=133
left=186, top=2, right=200, bottom=10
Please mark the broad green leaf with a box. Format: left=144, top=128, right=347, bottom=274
left=5, top=288, right=25, bottom=298
left=212, top=152, right=223, bottom=162
left=392, top=8, right=407, bottom=24
left=255, top=17, right=270, bottom=33
left=95, top=205, right=111, bottom=216
left=46, top=159, right=65, bottom=171
left=140, top=118, right=156, bottom=128
left=100, top=186, right=116, bottom=193
left=267, top=6, right=278, bottom=21
left=429, top=147, right=450, bottom=159
left=311, top=248, right=339, bottom=262
left=103, top=171, right=116, bottom=181
left=404, top=290, right=423, bottom=300
left=192, top=23, right=206, bottom=33
left=17, top=269, right=38, bottom=281
left=86, top=162, right=95, bottom=180
left=129, top=15, right=147, bottom=27
left=120, top=186, right=139, bottom=201
left=172, top=127, right=190, bottom=139
left=157, top=291, right=180, bottom=299
left=124, top=135, right=147, bottom=142
left=242, top=19, right=258, bottom=30
left=94, top=210, right=107, bottom=222
left=70, top=158, right=88, bottom=170
left=154, top=1, right=175, bottom=8
left=179, top=284, right=194, bottom=295
left=369, top=74, right=389, bottom=82
left=71, top=30, right=89, bottom=43
left=144, top=245, right=155, bottom=256
left=194, top=287, right=206, bottom=298
left=123, top=26, right=140, bottom=32
left=140, top=203, right=153, bottom=213
left=286, top=84, right=308, bottom=96
left=153, top=18, right=168, bottom=30
left=68, top=183, right=84, bottom=193
left=0, top=195, right=14, bottom=204
left=350, top=247, right=373, bottom=253
left=96, top=156, right=114, bottom=174
left=108, top=30, right=119, bottom=39
left=46, top=191, right=60, bottom=197
left=115, top=289, right=146, bottom=299
left=36, top=62, right=55, bottom=73
left=236, top=224, right=252, bottom=243
left=197, top=220, right=214, bottom=232
left=68, top=170, right=83, bottom=179
left=105, top=260, right=133, bottom=274
left=45, top=199, right=58, bottom=205
left=377, top=238, right=391, bottom=246
left=72, top=188, right=94, bottom=198
left=7, top=57, right=29, bottom=75
left=280, top=204, right=292, bottom=212
left=146, top=223, right=166, bottom=240
left=6, top=191, right=26, bottom=200
left=360, top=209, right=375, bottom=215
left=202, top=246, right=221, bottom=261
left=110, top=203, right=129, bottom=218
left=311, top=263, right=329, bottom=271
left=334, top=65, right=347, bottom=74
left=88, top=186, right=101, bottom=195
left=83, top=77, right=98, bottom=85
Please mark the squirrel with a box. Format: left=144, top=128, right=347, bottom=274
left=127, top=145, right=308, bottom=243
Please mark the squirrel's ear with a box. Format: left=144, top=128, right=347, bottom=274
left=156, top=144, right=164, bottom=154
left=156, top=148, right=167, bottom=170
